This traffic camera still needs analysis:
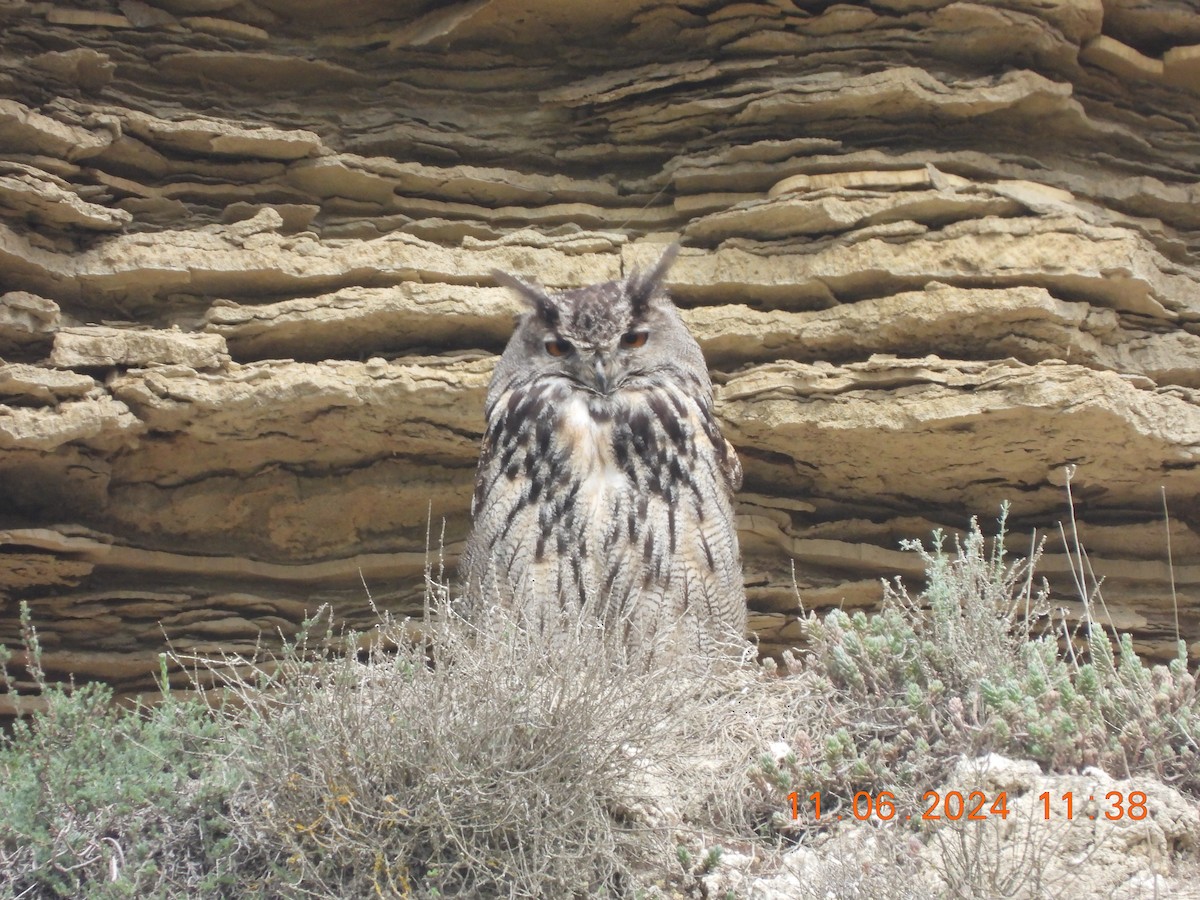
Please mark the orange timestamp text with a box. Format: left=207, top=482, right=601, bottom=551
left=789, top=790, right=1150, bottom=822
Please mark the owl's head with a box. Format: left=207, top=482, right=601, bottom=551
left=489, top=245, right=709, bottom=402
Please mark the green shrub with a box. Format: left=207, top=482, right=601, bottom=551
left=0, top=605, right=240, bottom=899
left=758, top=505, right=1200, bottom=824
left=982, top=628, right=1200, bottom=791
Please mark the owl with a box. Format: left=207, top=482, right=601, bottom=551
left=460, top=245, right=747, bottom=658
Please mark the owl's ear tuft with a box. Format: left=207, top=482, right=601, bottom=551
left=625, top=244, right=680, bottom=314
left=493, top=269, right=560, bottom=327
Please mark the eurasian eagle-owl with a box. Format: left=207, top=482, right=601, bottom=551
left=460, top=245, right=746, bottom=656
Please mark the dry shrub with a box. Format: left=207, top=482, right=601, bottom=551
left=925, top=804, right=1079, bottom=899
left=202, top=582, right=737, bottom=899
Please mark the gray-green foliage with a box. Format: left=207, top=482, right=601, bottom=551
left=770, top=506, right=1200, bottom=817
left=0, top=606, right=239, bottom=899
left=982, top=627, right=1200, bottom=789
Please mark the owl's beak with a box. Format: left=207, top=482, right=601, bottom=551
left=586, top=354, right=617, bottom=395
left=592, top=356, right=610, bottom=394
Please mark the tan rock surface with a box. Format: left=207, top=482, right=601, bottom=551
left=1, top=0, right=1199, bottom=708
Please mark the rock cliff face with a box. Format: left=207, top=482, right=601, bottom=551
left=1, top=0, right=1198, bottom=708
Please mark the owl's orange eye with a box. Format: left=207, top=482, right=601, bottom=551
left=620, top=331, right=648, bottom=349
left=545, top=338, right=574, bottom=357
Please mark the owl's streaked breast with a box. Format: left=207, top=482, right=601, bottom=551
left=467, top=375, right=727, bottom=596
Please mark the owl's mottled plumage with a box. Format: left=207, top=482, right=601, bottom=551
left=460, top=246, right=746, bottom=656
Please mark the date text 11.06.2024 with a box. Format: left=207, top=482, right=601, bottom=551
left=789, top=790, right=1149, bottom=822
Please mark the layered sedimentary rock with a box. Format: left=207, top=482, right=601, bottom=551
left=1, top=0, right=1199, bottom=707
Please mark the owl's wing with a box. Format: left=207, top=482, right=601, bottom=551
left=697, top=399, right=742, bottom=494
left=470, top=427, right=497, bottom=519
left=721, top=438, right=743, bottom=493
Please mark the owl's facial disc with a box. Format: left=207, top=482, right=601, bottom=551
left=531, top=281, right=655, bottom=396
